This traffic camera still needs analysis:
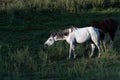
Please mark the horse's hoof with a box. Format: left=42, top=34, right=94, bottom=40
left=73, top=56, right=76, bottom=59
left=98, top=56, right=100, bottom=58
left=67, top=57, right=70, bottom=60
left=89, top=56, right=92, bottom=58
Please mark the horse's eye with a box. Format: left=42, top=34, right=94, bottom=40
left=49, top=39, right=53, bottom=41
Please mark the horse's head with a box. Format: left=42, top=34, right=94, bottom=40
left=44, top=32, right=57, bottom=47
left=44, top=26, right=77, bottom=47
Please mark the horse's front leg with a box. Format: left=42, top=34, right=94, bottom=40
left=68, top=43, right=76, bottom=59
left=68, top=47, right=72, bottom=59
left=72, top=45, right=76, bottom=59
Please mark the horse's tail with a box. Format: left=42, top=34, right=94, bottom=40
left=112, top=19, right=118, bottom=31
left=99, top=29, right=105, bottom=40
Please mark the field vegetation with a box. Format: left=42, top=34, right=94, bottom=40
left=0, top=0, right=120, bottom=80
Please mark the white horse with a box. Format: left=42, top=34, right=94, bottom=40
left=44, top=26, right=105, bottom=59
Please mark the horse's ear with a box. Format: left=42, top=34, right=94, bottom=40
left=50, top=31, right=57, bottom=37
left=69, top=25, right=75, bottom=32
left=50, top=31, right=54, bottom=36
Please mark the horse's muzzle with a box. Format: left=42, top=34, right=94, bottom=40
left=44, top=44, right=48, bottom=48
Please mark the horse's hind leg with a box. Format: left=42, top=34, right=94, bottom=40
left=100, top=40, right=106, bottom=52
left=97, top=45, right=101, bottom=57
left=90, top=43, right=95, bottom=58
left=92, top=39, right=101, bottom=57
left=94, top=42, right=101, bottom=57
left=109, top=32, right=115, bottom=47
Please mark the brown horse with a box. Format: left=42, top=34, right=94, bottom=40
left=89, top=18, right=118, bottom=47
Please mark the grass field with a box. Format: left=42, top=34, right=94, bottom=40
left=0, top=6, right=120, bottom=80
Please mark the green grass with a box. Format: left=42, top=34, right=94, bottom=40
left=0, top=8, right=120, bottom=80
left=0, top=0, right=119, bottom=12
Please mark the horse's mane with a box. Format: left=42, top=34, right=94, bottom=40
left=51, top=25, right=77, bottom=38
left=69, top=25, right=77, bottom=32
left=51, top=31, right=64, bottom=38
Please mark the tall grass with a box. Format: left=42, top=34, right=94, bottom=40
left=0, top=0, right=120, bottom=79
left=0, top=0, right=119, bottom=12
left=0, top=35, right=120, bottom=80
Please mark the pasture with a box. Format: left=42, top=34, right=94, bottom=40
left=0, top=7, right=120, bottom=80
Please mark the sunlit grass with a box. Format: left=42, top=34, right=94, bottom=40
left=0, top=0, right=119, bottom=12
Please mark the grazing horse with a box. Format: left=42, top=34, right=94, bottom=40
left=89, top=18, right=118, bottom=47
left=44, top=26, right=105, bottom=59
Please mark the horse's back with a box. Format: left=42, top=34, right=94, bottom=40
left=100, top=19, right=118, bottom=32
left=70, top=27, right=103, bottom=44
left=89, top=19, right=118, bottom=33
left=71, top=27, right=91, bottom=43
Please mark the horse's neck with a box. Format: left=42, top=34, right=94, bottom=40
left=55, top=35, right=70, bottom=43
left=55, top=37, right=65, bottom=41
